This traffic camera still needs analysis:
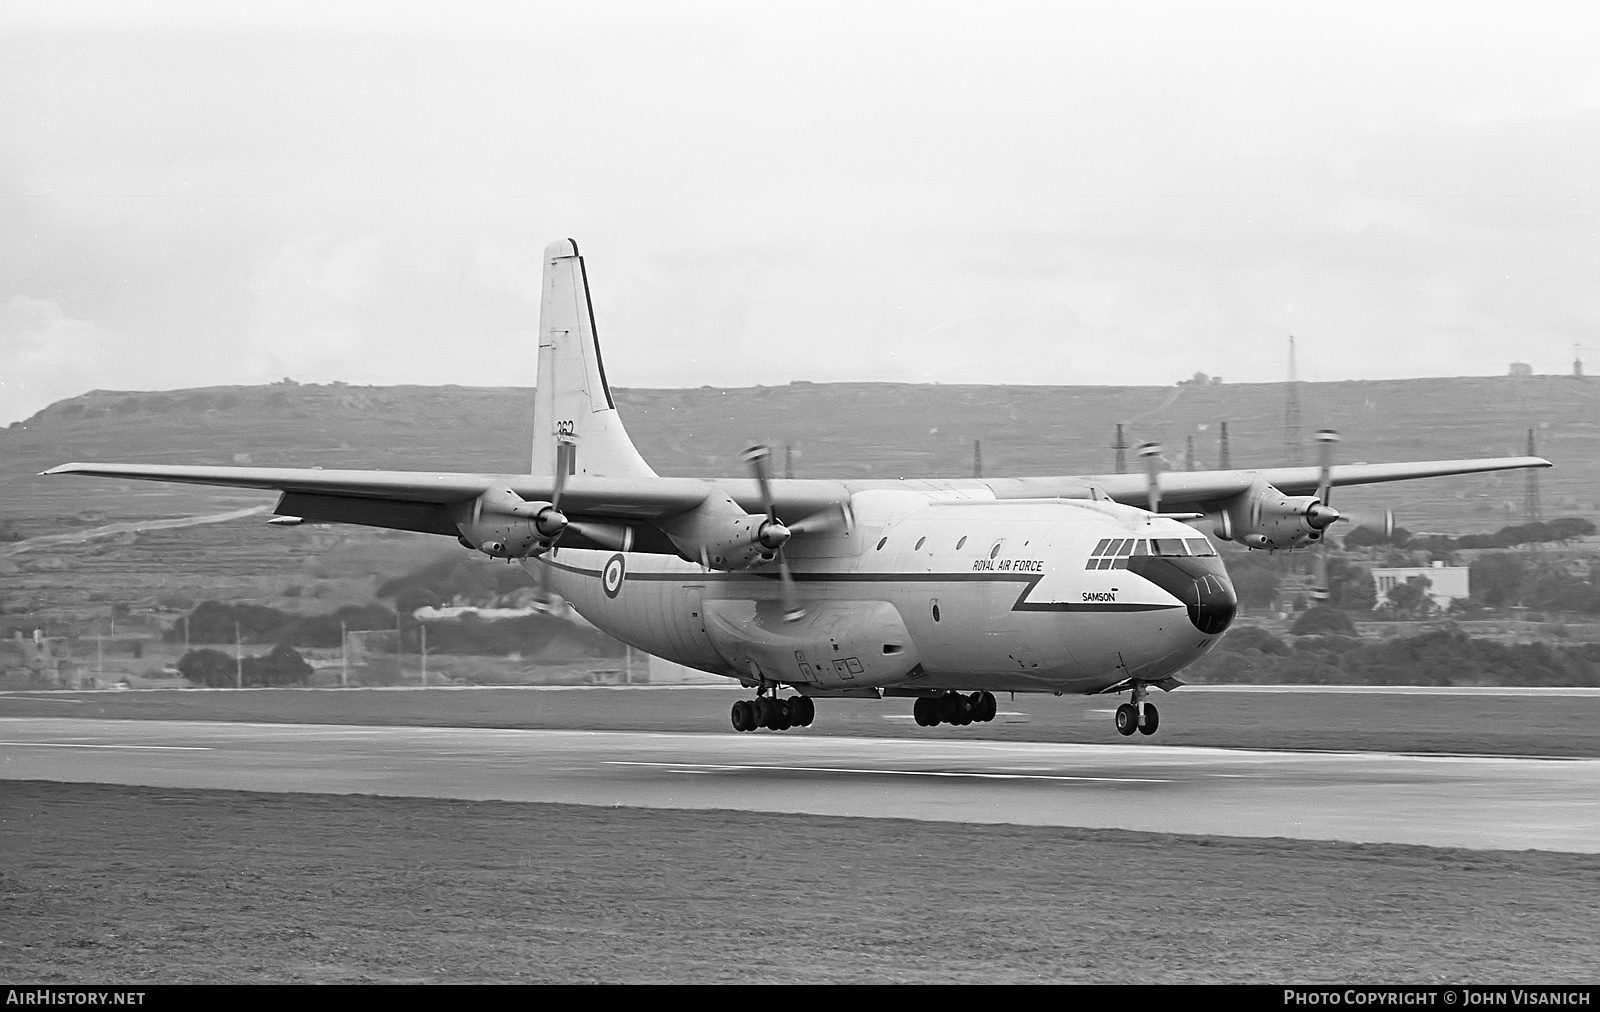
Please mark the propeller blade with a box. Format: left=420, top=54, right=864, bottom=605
left=777, top=550, right=804, bottom=622
left=1138, top=442, right=1162, bottom=514
left=566, top=521, right=634, bottom=553
left=786, top=501, right=851, bottom=537
left=741, top=445, right=778, bottom=524
left=551, top=438, right=575, bottom=512
left=1315, top=428, right=1339, bottom=507
left=1312, top=545, right=1330, bottom=602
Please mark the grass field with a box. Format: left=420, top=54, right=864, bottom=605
left=3, top=781, right=1597, bottom=984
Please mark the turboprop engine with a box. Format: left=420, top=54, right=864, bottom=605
left=1208, top=477, right=1340, bottom=551
left=450, top=487, right=565, bottom=558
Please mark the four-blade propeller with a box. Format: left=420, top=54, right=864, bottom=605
left=742, top=444, right=851, bottom=622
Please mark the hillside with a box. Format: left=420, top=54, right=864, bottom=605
left=3, top=374, right=1594, bottom=537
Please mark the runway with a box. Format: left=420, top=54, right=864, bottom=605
left=3, top=716, right=1597, bottom=853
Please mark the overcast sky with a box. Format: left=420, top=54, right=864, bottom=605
left=3, top=1, right=1599, bottom=424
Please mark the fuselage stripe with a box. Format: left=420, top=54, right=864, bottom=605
left=536, top=558, right=1181, bottom=614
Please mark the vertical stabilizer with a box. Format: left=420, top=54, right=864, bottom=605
left=532, top=239, right=656, bottom=478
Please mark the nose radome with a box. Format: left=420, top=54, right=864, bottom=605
left=1188, top=572, right=1236, bottom=635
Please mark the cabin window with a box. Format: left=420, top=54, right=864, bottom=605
left=932, top=602, right=941, bottom=622
left=876, top=537, right=888, bottom=551
left=989, top=541, right=1003, bottom=559
left=956, top=536, right=967, bottom=550
left=914, top=537, right=926, bottom=550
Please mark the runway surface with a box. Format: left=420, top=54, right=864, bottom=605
left=3, top=716, right=1597, bottom=853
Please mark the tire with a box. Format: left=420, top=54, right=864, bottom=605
left=979, top=692, right=998, bottom=723
left=796, top=696, right=815, bottom=727
left=773, top=699, right=792, bottom=731
left=754, top=696, right=775, bottom=727
left=731, top=700, right=753, bottom=732
left=1138, top=704, right=1160, bottom=736
left=1114, top=703, right=1138, bottom=736
left=939, top=694, right=962, bottom=725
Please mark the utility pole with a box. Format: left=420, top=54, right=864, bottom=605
left=340, top=620, right=348, bottom=688
left=1112, top=424, right=1128, bottom=474
left=420, top=624, right=428, bottom=686
left=1218, top=421, right=1231, bottom=469
left=1185, top=435, right=1196, bottom=471
left=1284, top=335, right=1303, bottom=465
left=973, top=439, right=983, bottom=479
left=234, top=621, right=243, bottom=689
left=1526, top=428, right=1543, bottom=521
left=784, top=444, right=794, bottom=479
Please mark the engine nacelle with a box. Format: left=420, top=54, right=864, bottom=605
left=451, top=487, right=561, bottom=559
left=656, top=490, right=778, bottom=570
left=1213, top=478, right=1339, bottom=551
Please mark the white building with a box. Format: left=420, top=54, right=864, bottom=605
left=1371, top=561, right=1471, bottom=611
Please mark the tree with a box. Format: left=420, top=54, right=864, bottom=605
left=1380, top=575, right=1433, bottom=619
left=1469, top=553, right=1527, bottom=608
left=177, top=648, right=237, bottom=687
left=1291, top=606, right=1357, bottom=636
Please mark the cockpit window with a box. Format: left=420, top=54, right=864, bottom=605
left=1114, top=539, right=1135, bottom=556
left=1184, top=537, right=1218, bottom=557
left=1151, top=538, right=1190, bottom=556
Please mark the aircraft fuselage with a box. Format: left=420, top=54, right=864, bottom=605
left=533, top=492, right=1236, bottom=695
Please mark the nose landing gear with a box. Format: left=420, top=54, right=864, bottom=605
left=1114, top=682, right=1160, bottom=736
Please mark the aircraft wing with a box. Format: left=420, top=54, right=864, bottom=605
left=42, top=462, right=853, bottom=540
left=1044, top=456, right=1552, bottom=512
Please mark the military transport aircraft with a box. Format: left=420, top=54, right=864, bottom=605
left=48, top=239, right=1551, bottom=736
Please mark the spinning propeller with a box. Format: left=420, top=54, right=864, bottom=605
left=527, top=435, right=634, bottom=606
left=742, top=445, right=852, bottom=622
left=1138, top=442, right=1163, bottom=513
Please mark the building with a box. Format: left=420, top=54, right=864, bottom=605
left=1371, top=561, right=1471, bottom=611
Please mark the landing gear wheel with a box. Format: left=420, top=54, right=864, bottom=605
left=913, top=697, right=936, bottom=726
left=771, top=699, right=792, bottom=731
left=1138, top=703, right=1160, bottom=736
left=731, top=700, right=754, bottom=733
left=754, top=696, right=776, bottom=727
left=976, top=691, right=997, bottom=723
left=940, top=694, right=970, bottom=726
left=1114, top=703, right=1139, bottom=736
left=792, top=696, right=815, bottom=727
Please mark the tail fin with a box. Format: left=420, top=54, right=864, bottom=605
left=532, top=239, right=656, bottom=478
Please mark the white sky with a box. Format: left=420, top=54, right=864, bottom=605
left=3, top=0, right=1600, bottom=423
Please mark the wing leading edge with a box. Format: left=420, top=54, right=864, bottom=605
left=46, top=455, right=1551, bottom=534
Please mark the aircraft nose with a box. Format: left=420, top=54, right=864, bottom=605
left=1127, top=555, right=1237, bottom=636
left=1188, top=571, right=1236, bottom=635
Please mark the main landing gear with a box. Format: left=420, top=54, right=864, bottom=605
left=731, top=694, right=814, bottom=733
left=913, top=691, right=998, bottom=727
left=1114, top=682, right=1159, bottom=737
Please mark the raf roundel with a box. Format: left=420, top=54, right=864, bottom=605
left=602, top=553, right=626, bottom=599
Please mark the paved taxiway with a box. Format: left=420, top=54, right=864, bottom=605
left=3, top=716, right=1597, bottom=853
